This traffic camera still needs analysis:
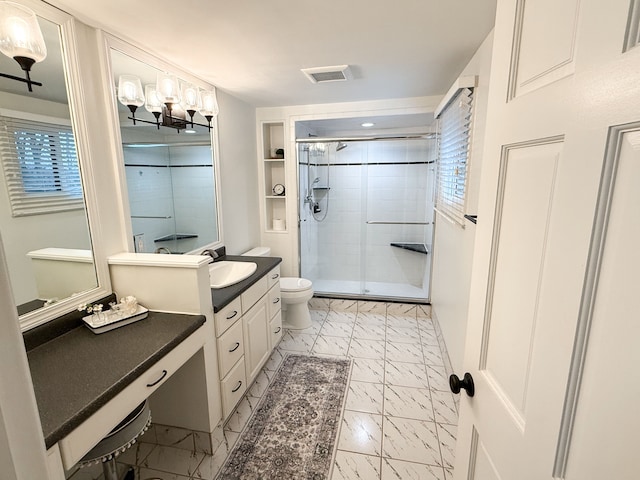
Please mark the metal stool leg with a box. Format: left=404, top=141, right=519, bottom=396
left=102, top=458, right=119, bottom=480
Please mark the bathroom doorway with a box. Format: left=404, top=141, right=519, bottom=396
left=297, top=133, right=436, bottom=303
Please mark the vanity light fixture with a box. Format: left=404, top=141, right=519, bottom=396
left=117, top=73, right=219, bottom=132
left=198, top=89, right=219, bottom=129
left=117, top=75, right=144, bottom=124
left=181, top=81, right=201, bottom=126
left=0, top=1, right=47, bottom=92
left=361, top=122, right=375, bottom=127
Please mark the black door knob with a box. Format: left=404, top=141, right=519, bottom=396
left=449, top=372, right=475, bottom=397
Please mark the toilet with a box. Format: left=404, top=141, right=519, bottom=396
left=242, top=247, right=313, bottom=329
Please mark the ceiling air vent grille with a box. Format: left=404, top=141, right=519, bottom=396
left=301, top=65, right=353, bottom=84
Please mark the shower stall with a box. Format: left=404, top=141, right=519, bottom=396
left=298, top=136, right=436, bottom=302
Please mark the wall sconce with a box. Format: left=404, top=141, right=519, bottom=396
left=0, top=1, right=47, bottom=92
left=118, top=73, right=218, bottom=132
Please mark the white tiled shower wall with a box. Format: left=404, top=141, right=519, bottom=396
left=124, top=145, right=217, bottom=253
left=300, top=139, right=436, bottom=291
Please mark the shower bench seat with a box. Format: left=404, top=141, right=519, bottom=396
left=390, top=242, right=429, bottom=255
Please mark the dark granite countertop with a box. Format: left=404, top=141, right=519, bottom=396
left=211, top=255, right=282, bottom=312
left=27, top=311, right=206, bottom=448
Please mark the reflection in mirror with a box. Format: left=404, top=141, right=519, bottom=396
left=110, top=49, right=220, bottom=254
left=0, top=10, right=97, bottom=316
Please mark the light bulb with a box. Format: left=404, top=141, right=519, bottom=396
left=198, top=89, right=219, bottom=118
left=117, top=75, right=144, bottom=107
left=156, top=73, right=181, bottom=105
left=144, top=84, right=163, bottom=113
left=181, top=82, right=201, bottom=110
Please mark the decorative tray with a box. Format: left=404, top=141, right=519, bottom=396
left=83, top=305, right=149, bottom=334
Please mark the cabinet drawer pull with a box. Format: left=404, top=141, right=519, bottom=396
left=231, top=380, right=243, bottom=393
left=229, top=342, right=240, bottom=353
left=274, top=326, right=281, bottom=334
left=146, top=369, right=168, bottom=387
left=226, top=310, right=238, bottom=320
left=273, top=297, right=280, bottom=304
left=271, top=273, right=280, bottom=280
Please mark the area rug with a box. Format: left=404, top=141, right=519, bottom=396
left=217, top=354, right=352, bottom=480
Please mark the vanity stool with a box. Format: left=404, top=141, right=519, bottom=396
left=77, top=400, right=151, bottom=480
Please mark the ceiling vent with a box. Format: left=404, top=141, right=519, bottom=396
left=301, top=65, right=353, bottom=84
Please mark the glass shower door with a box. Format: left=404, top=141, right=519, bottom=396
left=298, top=137, right=435, bottom=302
left=361, top=139, right=434, bottom=301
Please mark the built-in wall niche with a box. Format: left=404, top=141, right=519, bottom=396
left=0, top=1, right=109, bottom=329
left=261, top=122, right=287, bottom=232
left=108, top=42, right=222, bottom=254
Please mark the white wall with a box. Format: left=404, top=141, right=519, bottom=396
left=430, top=31, right=494, bottom=374
left=216, top=90, right=260, bottom=255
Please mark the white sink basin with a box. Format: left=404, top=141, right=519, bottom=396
left=209, top=261, right=257, bottom=289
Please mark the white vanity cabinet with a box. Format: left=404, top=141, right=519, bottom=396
left=266, top=265, right=283, bottom=349
left=242, top=300, right=270, bottom=383
left=216, top=264, right=282, bottom=418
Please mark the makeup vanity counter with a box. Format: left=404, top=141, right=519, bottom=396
left=27, top=310, right=205, bottom=448
left=25, top=303, right=209, bottom=473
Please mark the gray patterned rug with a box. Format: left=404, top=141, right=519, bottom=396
left=217, top=354, right=351, bottom=480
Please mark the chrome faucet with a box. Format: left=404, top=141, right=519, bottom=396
left=201, top=249, right=219, bottom=261
left=154, top=247, right=172, bottom=254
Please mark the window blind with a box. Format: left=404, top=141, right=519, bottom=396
left=435, top=87, right=474, bottom=226
left=0, top=116, right=83, bottom=217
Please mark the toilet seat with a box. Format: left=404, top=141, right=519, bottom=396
left=280, top=277, right=312, bottom=292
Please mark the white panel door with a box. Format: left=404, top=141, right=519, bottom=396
left=454, top=0, right=640, bottom=478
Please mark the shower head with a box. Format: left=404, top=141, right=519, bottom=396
left=312, top=177, right=320, bottom=184
left=336, top=142, right=348, bottom=152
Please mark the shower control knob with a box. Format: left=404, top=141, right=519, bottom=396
left=449, top=372, right=475, bottom=397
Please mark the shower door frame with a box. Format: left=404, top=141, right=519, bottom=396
left=296, top=136, right=436, bottom=304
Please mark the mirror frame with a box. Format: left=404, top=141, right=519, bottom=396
left=100, top=33, right=224, bottom=256
left=16, top=0, right=112, bottom=331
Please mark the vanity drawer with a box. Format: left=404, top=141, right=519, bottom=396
left=221, top=357, right=247, bottom=418
left=267, top=283, right=281, bottom=320
left=58, top=325, right=206, bottom=470
left=217, top=320, right=244, bottom=378
left=214, top=297, right=241, bottom=337
left=267, top=265, right=281, bottom=289
left=270, top=310, right=283, bottom=348
left=241, top=276, right=268, bottom=313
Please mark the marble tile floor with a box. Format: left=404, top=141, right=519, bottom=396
left=68, top=298, right=458, bottom=480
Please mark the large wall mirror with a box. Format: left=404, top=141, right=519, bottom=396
left=108, top=40, right=222, bottom=255
left=0, top=2, right=104, bottom=327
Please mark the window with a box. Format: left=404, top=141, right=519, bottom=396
left=435, top=84, right=474, bottom=226
left=0, top=116, right=83, bottom=217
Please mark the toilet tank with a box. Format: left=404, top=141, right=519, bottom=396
left=242, top=246, right=271, bottom=257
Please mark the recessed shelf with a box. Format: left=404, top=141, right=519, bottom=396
left=261, top=121, right=287, bottom=236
